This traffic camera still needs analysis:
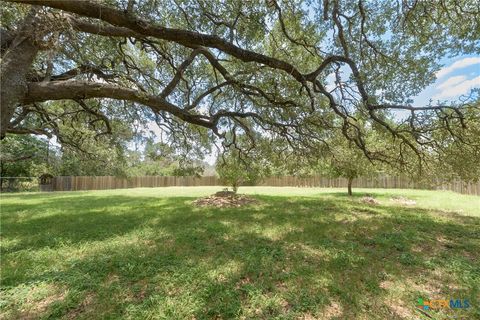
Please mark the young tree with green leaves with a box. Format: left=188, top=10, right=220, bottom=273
left=322, top=140, right=374, bottom=196
left=216, top=148, right=267, bottom=193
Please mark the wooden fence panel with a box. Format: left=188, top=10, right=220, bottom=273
left=50, top=175, right=479, bottom=195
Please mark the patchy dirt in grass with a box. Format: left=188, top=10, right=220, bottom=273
left=359, top=196, right=380, bottom=205
left=24, top=291, right=66, bottom=319
left=103, top=273, right=120, bottom=286
left=279, top=298, right=291, bottom=312
left=379, top=280, right=395, bottom=290
left=298, top=313, right=317, bottom=320
left=193, top=192, right=258, bottom=208
left=132, top=279, right=148, bottom=301
left=410, top=280, right=443, bottom=296
left=386, top=300, right=414, bottom=319
left=66, top=292, right=96, bottom=319
left=412, top=235, right=456, bottom=257
left=10, top=283, right=67, bottom=320
left=436, top=236, right=455, bottom=249
left=235, top=276, right=253, bottom=289
left=390, top=196, right=416, bottom=206
left=322, top=301, right=343, bottom=319
left=381, top=276, right=445, bottom=299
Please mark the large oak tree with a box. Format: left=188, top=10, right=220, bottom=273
left=1, top=0, right=479, bottom=170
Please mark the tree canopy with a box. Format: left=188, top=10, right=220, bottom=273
left=1, top=0, right=479, bottom=176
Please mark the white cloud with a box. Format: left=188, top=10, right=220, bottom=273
left=435, top=57, right=480, bottom=79
left=436, top=75, right=466, bottom=90
left=433, top=75, right=480, bottom=99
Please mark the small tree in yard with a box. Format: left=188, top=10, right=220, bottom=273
left=325, top=143, right=374, bottom=196
left=216, top=160, right=243, bottom=194
left=216, top=150, right=265, bottom=194
left=320, top=124, right=380, bottom=196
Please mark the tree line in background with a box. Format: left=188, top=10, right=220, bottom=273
left=0, top=133, right=211, bottom=180
left=3, top=118, right=477, bottom=196
left=1, top=0, right=479, bottom=194
left=0, top=131, right=381, bottom=195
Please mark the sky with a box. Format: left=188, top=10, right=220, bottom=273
left=413, top=55, right=480, bottom=105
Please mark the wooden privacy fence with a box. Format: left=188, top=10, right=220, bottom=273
left=259, top=176, right=480, bottom=195
left=50, top=175, right=480, bottom=195
left=52, top=176, right=218, bottom=191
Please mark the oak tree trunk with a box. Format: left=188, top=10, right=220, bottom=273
left=347, top=177, right=353, bottom=196
left=0, top=9, right=39, bottom=138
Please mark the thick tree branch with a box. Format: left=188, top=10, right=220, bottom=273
left=6, top=0, right=305, bottom=81
left=160, top=48, right=202, bottom=99
left=69, top=17, right=139, bottom=38
left=23, top=81, right=215, bottom=129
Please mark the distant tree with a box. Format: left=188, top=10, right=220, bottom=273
left=0, top=135, right=52, bottom=191
left=56, top=145, right=128, bottom=177
left=0, top=135, right=50, bottom=177
left=323, top=140, right=374, bottom=196
left=216, top=160, right=243, bottom=193
left=216, top=149, right=266, bottom=193
left=126, top=138, right=205, bottom=177
left=261, top=121, right=388, bottom=195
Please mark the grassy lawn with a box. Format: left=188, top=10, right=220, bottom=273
left=0, top=187, right=478, bottom=319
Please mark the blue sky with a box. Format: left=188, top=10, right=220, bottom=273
left=413, top=55, right=480, bottom=106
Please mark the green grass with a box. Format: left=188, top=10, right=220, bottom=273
left=1, top=187, right=479, bottom=319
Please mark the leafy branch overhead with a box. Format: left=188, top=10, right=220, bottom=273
left=1, top=0, right=479, bottom=171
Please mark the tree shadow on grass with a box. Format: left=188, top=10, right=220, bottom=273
left=0, top=195, right=194, bottom=253
left=1, top=194, right=479, bottom=319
